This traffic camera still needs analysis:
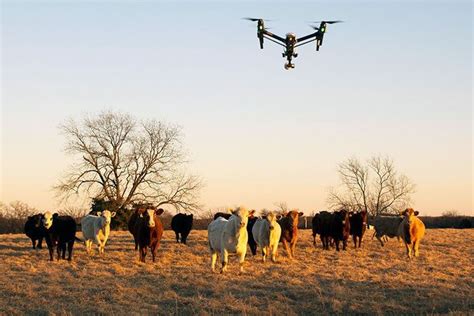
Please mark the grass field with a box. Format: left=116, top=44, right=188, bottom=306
left=0, top=229, right=472, bottom=315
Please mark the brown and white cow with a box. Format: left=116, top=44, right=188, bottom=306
left=278, top=210, right=304, bottom=259
left=129, top=207, right=164, bottom=262
left=398, top=208, right=425, bottom=258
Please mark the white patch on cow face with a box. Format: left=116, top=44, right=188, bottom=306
left=43, top=211, right=53, bottom=229
left=146, top=209, right=156, bottom=227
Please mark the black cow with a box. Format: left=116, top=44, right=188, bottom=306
left=247, top=212, right=258, bottom=256
left=41, top=212, right=77, bottom=261
left=349, top=210, right=368, bottom=248
left=312, top=211, right=332, bottom=249
left=131, top=208, right=164, bottom=262
left=24, top=214, right=45, bottom=249
left=331, top=210, right=351, bottom=251
left=171, top=213, right=193, bottom=244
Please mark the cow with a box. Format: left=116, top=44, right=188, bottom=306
left=278, top=210, right=304, bottom=259
left=213, top=212, right=232, bottom=220
left=208, top=206, right=250, bottom=273
left=330, top=209, right=350, bottom=251
left=24, top=214, right=45, bottom=249
left=312, top=211, right=332, bottom=249
left=41, top=211, right=77, bottom=261
left=251, top=211, right=281, bottom=263
left=247, top=210, right=258, bottom=256
left=81, top=210, right=116, bottom=255
left=398, top=208, right=425, bottom=258
left=171, top=213, right=193, bottom=244
left=349, top=210, right=368, bottom=248
left=130, top=207, right=164, bottom=262
left=374, top=215, right=403, bottom=246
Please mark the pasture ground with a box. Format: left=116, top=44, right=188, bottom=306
left=0, top=229, right=472, bottom=315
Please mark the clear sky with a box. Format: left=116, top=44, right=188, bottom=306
left=1, top=1, right=472, bottom=216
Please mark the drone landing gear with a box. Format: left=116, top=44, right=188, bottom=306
left=284, top=63, right=295, bottom=70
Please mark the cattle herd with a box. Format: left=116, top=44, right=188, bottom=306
left=23, top=206, right=426, bottom=272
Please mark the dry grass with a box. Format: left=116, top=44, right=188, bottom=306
left=0, top=229, right=472, bottom=315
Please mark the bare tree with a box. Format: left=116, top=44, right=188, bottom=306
left=274, top=201, right=289, bottom=213
left=328, top=156, right=415, bottom=217
left=0, top=201, right=38, bottom=219
left=55, top=111, right=202, bottom=213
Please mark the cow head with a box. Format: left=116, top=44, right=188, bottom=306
left=43, top=211, right=59, bottom=229
left=401, top=208, right=419, bottom=223
left=266, top=211, right=278, bottom=230
left=231, top=206, right=250, bottom=229
left=286, top=210, right=304, bottom=228
left=30, top=214, right=43, bottom=228
left=97, top=210, right=116, bottom=226
left=335, top=209, right=349, bottom=225
left=139, top=208, right=157, bottom=227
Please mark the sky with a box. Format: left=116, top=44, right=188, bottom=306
left=1, top=1, right=472, bottom=216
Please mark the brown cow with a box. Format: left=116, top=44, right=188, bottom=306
left=130, top=207, right=164, bottom=262
left=398, top=208, right=425, bottom=258
left=278, top=210, right=304, bottom=258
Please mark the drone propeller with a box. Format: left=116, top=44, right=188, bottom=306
left=311, top=20, right=343, bottom=24
left=242, top=17, right=272, bottom=22
left=309, top=25, right=319, bottom=30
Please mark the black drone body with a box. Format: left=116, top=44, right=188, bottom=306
left=245, top=18, right=342, bottom=70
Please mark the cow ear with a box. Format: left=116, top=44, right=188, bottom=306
left=414, top=211, right=419, bottom=216
left=53, top=213, right=59, bottom=219
left=249, top=210, right=256, bottom=217
left=97, top=212, right=102, bottom=217
left=298, top=212, right=304, bottom=217
left=111, top=212, right=116, bottom=218
left=155, top=208, right=164, bottom=216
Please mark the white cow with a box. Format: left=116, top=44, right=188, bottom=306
left=81, top=210, right=116, bottom=254
left=207, top=206, right=250, bottom=273
left=252, top=211, right=282, bottom=263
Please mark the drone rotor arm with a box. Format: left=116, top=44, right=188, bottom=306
left=295, top=37, right=318, bottom=48
left=263, top=35, right=286, bottom=47
left=262, top=30, right=286, bottom=43
left=296, top=32, right=318, bottom=43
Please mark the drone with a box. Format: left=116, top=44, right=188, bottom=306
left=244, top=18, right=342, bottom=69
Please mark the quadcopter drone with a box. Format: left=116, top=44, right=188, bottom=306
left=244, top=18, right=342, bottom=69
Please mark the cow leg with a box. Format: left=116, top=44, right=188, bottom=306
left=61, top=242, right=67, bottom=259
left=335, top=239, right=340, bottom=251
left=139, top=246, right=147, bottom=262
left=343, top=239, right=347, bottom=251
left=353, top=235, right=357, bottom=248
left=414, top=240, right=420, bottom=257
left=261, top=246, right=267, bottom=263
left=358, top=235, right=363, bottom=248
left=67, top=241, right=74, bottom=261
left=271, top=244, right=278, bottom=263
left=238, top=250, right=246, bottom=274
left=175, top=232, right=180, bottom=243
left=290, top=239, right=297, bottom=258
left=46, top=237, right=54, bottom=261
left=220, top=249, right=228, bottom=273
left=376, top=234, right=385, bottom=247
left=282, top=239, right=292, bottom=259
left=38, top=237, right=43, bottom=249
left=405, top=243, right=412, bottom=259
left=320, top=236, right=326, bottom=250
left=182, top=232, right=189, bottom=245
left=210, top=250, right=218, bottom=272
left=31, top=239, right=36, bottom=249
